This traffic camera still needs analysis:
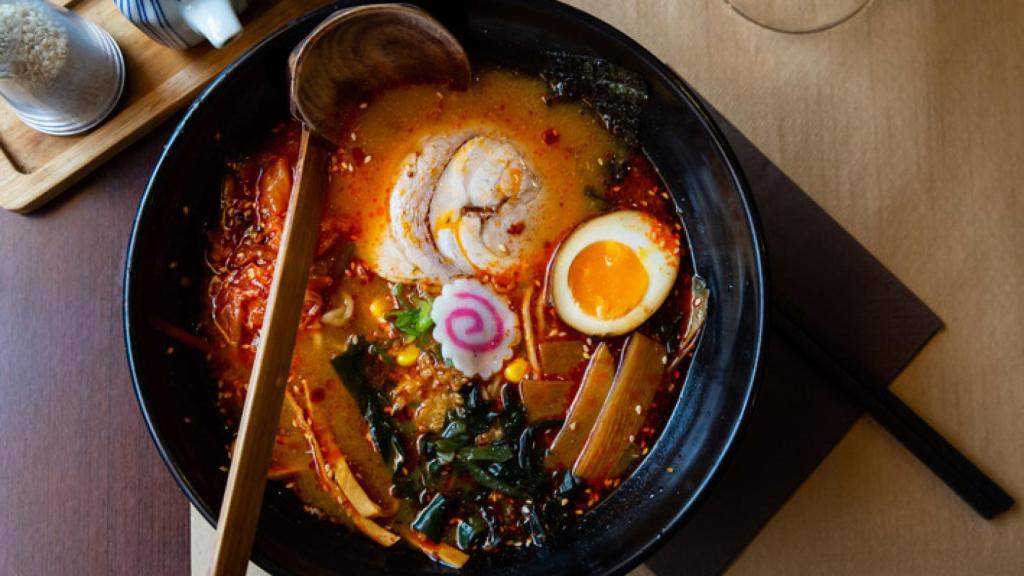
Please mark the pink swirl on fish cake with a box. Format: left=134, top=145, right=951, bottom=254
left=445, top=292, right=505, bottom=352
left=431, top=279, right=519, bottom=378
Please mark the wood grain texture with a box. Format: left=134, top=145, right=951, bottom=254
left=0, top=121, right=188, bottom=575
left=0, top=0, right=335, bottom=214
left=210, top=130, right=329, bottom=576
left=559, top=0, right=1023, bottom=574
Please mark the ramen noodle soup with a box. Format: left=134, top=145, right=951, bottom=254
left=205, top=68, right=703, bottom=567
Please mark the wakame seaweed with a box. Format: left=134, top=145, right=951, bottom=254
left=456, top=515, right=488, bottom=551
left=330, top=341, right=406, bottom=472
left=411, top=494, right=451, bottom=542
left=542, top=52, right=649, bottom=147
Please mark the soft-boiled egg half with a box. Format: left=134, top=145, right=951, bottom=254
left=550, top=210, right=680, bottom=336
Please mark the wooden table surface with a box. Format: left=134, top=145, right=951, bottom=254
left=1, top=1, right=1020, bottom=574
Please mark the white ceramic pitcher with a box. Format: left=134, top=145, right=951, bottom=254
left=114, top=0, right=249, bottom=49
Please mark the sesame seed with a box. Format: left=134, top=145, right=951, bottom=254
left=364, top=155, right=372, bottom=164
left=635, top=404, right=642, bottom=415
left=358, top=102, right=368, bottom=109
left=350, top=132, right=357, bottom=141
left=1, top=4, right=69, bottom=90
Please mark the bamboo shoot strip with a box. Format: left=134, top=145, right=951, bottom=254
left=573, top=334, right=665, bottom=481
left=545, top=343, right=615, bottom=470
left=538, top=340, right=586, bottom=375
left=520, top=379, right=574, bottom=423
left=399, top=526, right=469, bottom=569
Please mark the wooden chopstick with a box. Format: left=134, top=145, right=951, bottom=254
left=772, top=306, right=1014, bottom=519
left=209, top=130, right=329, bottom=575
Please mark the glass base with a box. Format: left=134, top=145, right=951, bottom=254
left=724, top=0, right=873, bottom=34
left=15, top=19, right=125, bottom=136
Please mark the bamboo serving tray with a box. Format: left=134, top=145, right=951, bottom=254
left=0, top=0, right=334, bottom=213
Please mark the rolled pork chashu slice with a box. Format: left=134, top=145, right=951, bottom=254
left=372, top=131, right=545, bottom=284
left=377, top=132, right=471, bottom=282
left=430, top=135, right=542, bottom=275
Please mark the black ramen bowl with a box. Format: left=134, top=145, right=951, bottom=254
left=124, top=1, right=767, bottom=574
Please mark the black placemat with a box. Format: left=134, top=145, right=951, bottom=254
left=645, top=105, right=944, bottom=576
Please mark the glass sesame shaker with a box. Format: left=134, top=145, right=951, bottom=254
left=0, top=0, right=125, bottom=135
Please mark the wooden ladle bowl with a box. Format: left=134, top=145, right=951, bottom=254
left=289, top=3, right=471, bottom=146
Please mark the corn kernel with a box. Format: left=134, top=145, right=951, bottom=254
left=369, top=297, right=389, bottom=319
left=504, top=358, right=529, bottom=382
left=396, top=344, right=421, bottom=367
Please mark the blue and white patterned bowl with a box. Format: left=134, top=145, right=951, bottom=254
left=114, top=0, right=249, bottom=49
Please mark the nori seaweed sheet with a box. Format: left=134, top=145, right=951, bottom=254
left=541, top=53, right=649, bottom=147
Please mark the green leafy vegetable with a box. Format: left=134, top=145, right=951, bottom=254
left=387, top=287, right=434, bottom=342
left=366, top=342, right=396, bottom=366
left=434, top=437, right=465, bottom=453
left=398, top=384, right=575, bottom=551
left=330, top=342, right=405, bottom=472
left=455, top=515, right=488, bottom=551
left=441, top=419, right=468, bottom=440
left=500, top=385, right=527, bottom=439
left=517, top=420, right=562, bottom=474
left=458, top=444, right=514, bottom=463
left=411, top=494, right=450, bottom=542
left=460, top=383, right=500, bottom=436
left=458, top=460, right=528, bottom=499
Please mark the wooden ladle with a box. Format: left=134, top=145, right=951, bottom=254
left=209, top=5, right=469, bottom=575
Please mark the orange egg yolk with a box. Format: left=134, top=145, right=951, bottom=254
left=567, top=241, right=648, bottom=319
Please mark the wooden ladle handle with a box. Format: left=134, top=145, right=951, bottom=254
left=209, top=129, right=328, bottom=576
